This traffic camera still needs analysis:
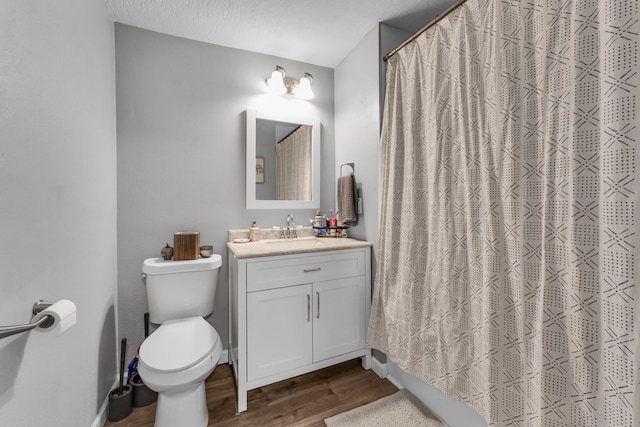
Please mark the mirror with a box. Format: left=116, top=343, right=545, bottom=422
left=246, top=108, right=320, bottom=209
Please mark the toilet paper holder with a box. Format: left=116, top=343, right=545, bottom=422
left=0, top=300, right=58, bottom=340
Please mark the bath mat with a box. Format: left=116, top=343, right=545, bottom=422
left=325, top=388, right=447, bottom=426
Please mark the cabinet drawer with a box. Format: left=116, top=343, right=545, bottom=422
left=247, top=250, right=366, bottom=292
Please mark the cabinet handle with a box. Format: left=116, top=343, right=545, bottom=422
left=303, top=267, right=321, bottom=273
left=307, top=294, right=311, bottom=322
left=316, top=292, right=320, bottom=319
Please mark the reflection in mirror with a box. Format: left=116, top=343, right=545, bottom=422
left=256, top=121, right=312, bottom=201
left=246, top=109, right=320, bottom=209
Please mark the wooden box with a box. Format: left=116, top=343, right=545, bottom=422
left=174, top=231, right=200, bottom=260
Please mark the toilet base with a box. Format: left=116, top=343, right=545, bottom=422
left=154, top=381, right=208, bottom=427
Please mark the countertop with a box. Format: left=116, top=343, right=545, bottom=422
left=227, top=237, right=372, bottom=259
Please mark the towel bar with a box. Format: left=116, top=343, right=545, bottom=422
left=340, top=162, right=355, bottom=176
left=0, top=301, right=54, bottom=340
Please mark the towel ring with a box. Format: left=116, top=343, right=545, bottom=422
left=340, top=162, right=355, bottom=176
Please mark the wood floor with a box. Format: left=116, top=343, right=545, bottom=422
left=104, top=359, right=398, bottom=426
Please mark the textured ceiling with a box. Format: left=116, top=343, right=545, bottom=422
left=105, top=0, right=452, bottom=68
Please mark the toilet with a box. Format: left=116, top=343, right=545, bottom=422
left=138, top=255, right=223, bottom=427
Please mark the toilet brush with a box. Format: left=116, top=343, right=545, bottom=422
left=108, top=338, right=133, bottom=421
left=144, top=312, right=149, bottom=339
left=127, top=312, right=147, bottom=382
left=119, top=338, right=126, bottom=393
left=131, top=312, right=157, bottom=407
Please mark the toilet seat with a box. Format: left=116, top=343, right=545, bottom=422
left=139, top=316, right=218, bottom=373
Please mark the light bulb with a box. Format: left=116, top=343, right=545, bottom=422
left=295, top=73, right=314, bottom=100
left=266, top=67, right=287, bottom=94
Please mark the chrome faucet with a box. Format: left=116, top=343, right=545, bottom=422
left=284, top=213, right=297, bottom=239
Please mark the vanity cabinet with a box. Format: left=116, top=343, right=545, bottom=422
left=228, top=246, right=372, bottom=412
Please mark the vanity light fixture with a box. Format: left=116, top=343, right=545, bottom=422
left=265, top=66, right=315, bottom=100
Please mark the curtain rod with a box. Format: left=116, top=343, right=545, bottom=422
left=383, top=0, right=468, bottom=62
left=277, top=124, right=303, bottom=143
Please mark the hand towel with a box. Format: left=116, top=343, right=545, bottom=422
left=338, top=173, right=358, bottom=225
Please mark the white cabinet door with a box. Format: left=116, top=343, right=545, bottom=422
left=247, top=284, right=313, bottom=382
left=313, top=276, right=366, bottom=362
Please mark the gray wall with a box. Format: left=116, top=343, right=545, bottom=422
left=115, top=24, right=335, bottom=361
left=0, top=1, right=117, bottom=426
left=334, top=25, right=382, bottom=253
left=333, top=22, right=410, bottom=250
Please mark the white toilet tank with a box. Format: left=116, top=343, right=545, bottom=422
left=142, top=255, right=222, bottom=324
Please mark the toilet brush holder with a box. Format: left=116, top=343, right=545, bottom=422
left=107, top=384, right=133, bottom=422
left=131, top=374, right=157, bottom=407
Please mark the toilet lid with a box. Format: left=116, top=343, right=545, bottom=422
left=139, top=316, right=218, bottom=373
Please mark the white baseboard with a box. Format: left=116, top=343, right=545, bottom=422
left=371, top=355, right=389, bottom=380
left=91, top=350, right=230, bottom=426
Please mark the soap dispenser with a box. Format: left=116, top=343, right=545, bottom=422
left=249, top=221, right=261, bottom=242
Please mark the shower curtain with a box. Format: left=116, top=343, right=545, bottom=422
left=275, top=125, right=312, bottom=200
left=368, top=0, right=639, bottom=425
